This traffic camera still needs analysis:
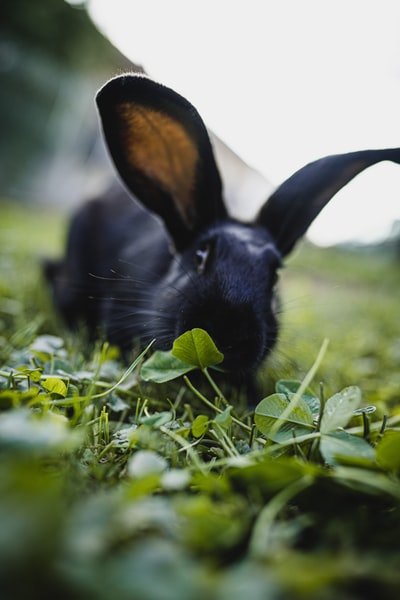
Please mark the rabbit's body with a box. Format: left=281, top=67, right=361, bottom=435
left=45, top=184, right=163, bottom=331
left=46, top=74, right=400, bottom=385
left=49, top=182, right=281, bottom=381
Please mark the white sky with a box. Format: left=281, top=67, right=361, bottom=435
left=85, top=0, right=400, bottom=245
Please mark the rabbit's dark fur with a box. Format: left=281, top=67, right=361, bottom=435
left=45, top=74, right=400, bottom=384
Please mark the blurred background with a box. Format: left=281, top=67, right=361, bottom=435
left=1, top=0, right=400, bottom=248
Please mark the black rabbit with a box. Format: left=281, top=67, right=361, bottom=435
left=45, top=73, right=400, bottom=383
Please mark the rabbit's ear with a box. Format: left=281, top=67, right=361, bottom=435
left=96, top=74, right=227, bottom=249
left=257, top=148, right=400, bottom=256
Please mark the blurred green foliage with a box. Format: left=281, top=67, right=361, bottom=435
left=275, top=244, right=400, bottom=407
left=2, top=0, right=126, bottom=70
left=1, top=0, right=137, bottom=202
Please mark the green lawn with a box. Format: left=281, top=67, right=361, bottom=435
left=278, top=243, right=400, bottom=406
left=1, top=200, right=400, bottom=600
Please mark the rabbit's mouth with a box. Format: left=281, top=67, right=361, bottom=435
left=176, top=302, right=278, bottom=378
left=217, top=328, right=276, bottom=378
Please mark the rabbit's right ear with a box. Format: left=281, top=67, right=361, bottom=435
left=257, top=148, right=400, bottom=256
left=96, top=74, right=227, bottom=250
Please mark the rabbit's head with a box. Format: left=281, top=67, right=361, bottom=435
left=96, top=74, right=400, bottom=380
left=149, top=219, right=282, bottom=377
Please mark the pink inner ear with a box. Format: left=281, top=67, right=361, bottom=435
left=117, top=103, right=199, bottom=227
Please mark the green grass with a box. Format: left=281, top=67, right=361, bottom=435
left=275, top=243, right=400, bottom=405
left=1, top=200, right=400, bottom=600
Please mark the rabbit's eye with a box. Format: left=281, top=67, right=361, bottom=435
left=195, top=244, right=211, bottom=274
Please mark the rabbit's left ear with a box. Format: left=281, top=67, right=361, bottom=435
left=257, top=148, right=400, bottom=256
left=96, top=74, right=226, bottom=250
